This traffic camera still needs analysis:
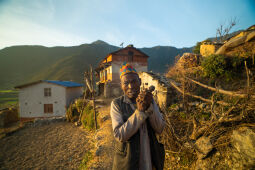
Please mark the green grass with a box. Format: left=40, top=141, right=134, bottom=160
left=79, top=151, right=93, bottom=170
left=81, top=104, right=98, bottom=130
left=0, top=90, right=16, bottom=93
left=0, top=90, right=18, bottom=109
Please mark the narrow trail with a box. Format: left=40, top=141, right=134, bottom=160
left=0, top=122, right=92, bottom=170
left=87, top=100, right=115, bottom=169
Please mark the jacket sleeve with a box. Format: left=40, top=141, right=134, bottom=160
left=110, top=100, right=148, bottom=142
left=147, top=100, right=165, bottom=134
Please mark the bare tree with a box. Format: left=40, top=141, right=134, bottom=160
left=216, top=17, right=237, bottom=43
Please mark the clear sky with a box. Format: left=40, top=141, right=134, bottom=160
left=0, top=0, right=254, bottom=49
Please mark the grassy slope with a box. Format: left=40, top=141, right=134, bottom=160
left=0, top=45, right=84, bottom=89
left=29, top=43, right=120, bottom=84
left=0, top=90, right=18, bottom=108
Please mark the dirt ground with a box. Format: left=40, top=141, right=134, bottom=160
left=0, top=121, right=92, bottom=170
left=0, top=98, right=115, bottom=170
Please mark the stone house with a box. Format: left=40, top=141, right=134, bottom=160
left=200, top=41, right=223, bottom=57
left=15, top=80, right=83, bottom=119
left=139, top=72, right=177, bottom=110
left=96, top=45, right=149, bottom=97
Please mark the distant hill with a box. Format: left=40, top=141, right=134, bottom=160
left=141, top=46, right=192, bottom=73
left=0, top=40, right=192, bottom=90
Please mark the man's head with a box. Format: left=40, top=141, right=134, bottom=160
left=119, top=62, right=141, bottom=100
left=121, top=73, right=141, bottom=100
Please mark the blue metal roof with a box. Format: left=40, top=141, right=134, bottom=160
left=44, top=80, right=83, bottom=87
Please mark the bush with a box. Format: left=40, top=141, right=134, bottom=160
left=193, top=42, right=202, bottom=54
left=81, top=103, right=98, bottom=130
left=75, top=98, right=87, bottom=113
left=66, top=104, right=79, bottom=122
left=201, top=54, right=245, bottom=81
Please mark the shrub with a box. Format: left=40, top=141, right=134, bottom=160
left=75, top=98, right=87, bottom=113
left=66, top=104, right=79, bottom=122
left=193, top=42, right=202, bottom=54
left=81, top=103, right=97, bottom=130
left=201, top=54, right=245, bottom=81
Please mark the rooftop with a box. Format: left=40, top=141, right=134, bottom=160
left=44, top=80, right=83, bottom=87
left=15, top=80, right=83, bottom=89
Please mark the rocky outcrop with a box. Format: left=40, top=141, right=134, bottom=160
left=232, top=127, right=255, bottom=168
left=194, top=127, right=255, bottom=170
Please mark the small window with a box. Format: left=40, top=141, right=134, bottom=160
left=44, top=104, right=53, bottom=113
left=128, top=51, right=134, bottom=56
left=128, top=51, right=134, bottom=62
left=105, top=70, right=107, bottom=80
left=44, top=88, right=51, bottom=97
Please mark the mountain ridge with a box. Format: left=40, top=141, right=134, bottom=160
left=0, top=40, right=192, bottom=90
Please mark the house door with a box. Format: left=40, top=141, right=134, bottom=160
left=99, top=83, right=104, bottom=96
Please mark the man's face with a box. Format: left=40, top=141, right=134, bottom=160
left=121, top=73, right=141, bottom=100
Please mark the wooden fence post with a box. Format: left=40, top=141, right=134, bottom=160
left=90, top=65, right=98, bottom=130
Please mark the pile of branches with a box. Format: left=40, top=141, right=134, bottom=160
left=161, top=75, right=255, bottom=168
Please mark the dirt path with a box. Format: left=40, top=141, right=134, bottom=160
left=0, top=122, right=92, bottom=170
left=86, top=100, right=115, bottom=169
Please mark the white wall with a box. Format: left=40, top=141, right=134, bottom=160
left=19, top=82, right=67, bottom=118
left=65, top=87, right=83, bottom=106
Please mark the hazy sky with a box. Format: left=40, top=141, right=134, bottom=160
left=0, top=0, right=254, bottom=49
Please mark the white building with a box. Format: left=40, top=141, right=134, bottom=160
left=15, top=80, right=83, bottom=119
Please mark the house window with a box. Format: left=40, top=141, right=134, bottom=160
left=105, top=70, right=107, bottom=80
left=44, top=88, right=51, bottom=97
left=44, top=104, right=53, bottom=113
left=128, top=51, right=134, bottom=62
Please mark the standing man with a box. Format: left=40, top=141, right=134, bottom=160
left=110, top=62, right=165, bottom=170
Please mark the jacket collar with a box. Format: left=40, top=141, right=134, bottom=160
left=123, top=95, right=136, bottom=111
left=123, top=95, right=133, bottom=104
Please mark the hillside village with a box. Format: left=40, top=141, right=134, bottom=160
left=0, top=24, right=255, bottom=169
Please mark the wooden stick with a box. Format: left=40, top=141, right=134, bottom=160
left=90, top=65, right=98, bottom=130
left=169, top=80, right=229, bottom=106
left=244, top=60, right=250, bottom=95
left=184, top=76, right=254, bottom=98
